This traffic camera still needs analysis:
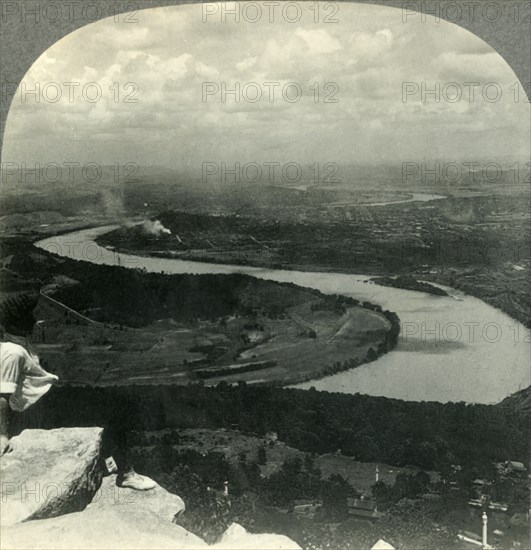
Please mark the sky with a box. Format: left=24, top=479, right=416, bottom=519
left=2, top=2, right=530, bottom=172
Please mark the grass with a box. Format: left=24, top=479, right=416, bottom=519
left=35, top=295, right=391, bottom=387
left=134, top=428, right=438, bottom=494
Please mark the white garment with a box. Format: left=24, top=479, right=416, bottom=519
left=0, top=336, right=58, bottom=412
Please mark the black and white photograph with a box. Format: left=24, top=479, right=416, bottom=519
left=0, top=1, right=530, bottom=548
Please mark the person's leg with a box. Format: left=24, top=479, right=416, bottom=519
left=101, top=392, right=135, bottom=470
left=102, top=424, right=133, bottom=474
left=102, top=401, right=155, bottom=491
left=115, top=443, right=156, bottom=491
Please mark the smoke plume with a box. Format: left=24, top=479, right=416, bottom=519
left=142, top=219, right=171, bottom=236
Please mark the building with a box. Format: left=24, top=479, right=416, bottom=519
left=347, top=497, right=383, bottom=522
left=495, top=461, right=527, bottom=477
left=292, top=499, right=321, bottom=519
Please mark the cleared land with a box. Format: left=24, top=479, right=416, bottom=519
left=130, top=428, right=438, bottom=494
left=14, top=257, right=393, bottom=387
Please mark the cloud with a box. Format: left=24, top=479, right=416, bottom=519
left=2, top=2, right=528, bottom=169
left=437, top=52, right=513, bottom=82
left=348, top=28, right=394, bottom=63
left=294, top=28, right=342, bottom=55
left=236, top=56, right=257, bottom=72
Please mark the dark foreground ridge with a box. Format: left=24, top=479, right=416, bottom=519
left=15, top=383, right=530, bottom=473
left=1, top=427, right=300, bottom=549
left=8, top=385, right=529, bottom=549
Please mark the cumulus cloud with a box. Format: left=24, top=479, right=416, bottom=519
left=2, top=2, right=529, bottom=169
left=294, top=28, right=342, bottom=55
left=349, top=28, right=394, bottom=62
left=236, top=56, right=257, bottom=72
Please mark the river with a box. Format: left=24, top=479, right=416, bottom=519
left=35, top=226, right=530, bottom=404
left=289, top=189, right=448, bottom=206
left=364, top=192, right=448, bottom=207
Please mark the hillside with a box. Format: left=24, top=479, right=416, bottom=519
left=499, top=386, right=531, bottom=416
left=3, top=250, right=397, bottom=387
left=11, top=387, right=529, bottom=549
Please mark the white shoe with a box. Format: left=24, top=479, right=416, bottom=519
left=117, top=470, right=157, bottom=491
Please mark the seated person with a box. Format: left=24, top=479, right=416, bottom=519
left=1, top=294, right=58, bottom=455
left=0, top=293, right=155, bottom=491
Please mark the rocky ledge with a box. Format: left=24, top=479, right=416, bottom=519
left=1, top=428, right=300, bottom=550
left=1, top=427, right=103, bottom=526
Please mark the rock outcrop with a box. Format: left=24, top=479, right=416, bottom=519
left=2, top=478, right=205, bottom=550
left=87, top=475, right=185, bottom=522
left=371, top=540, right=396, bottom=550
left=0, top=427, right=103, bottom=526
left=1, top=428, right=301, bottom=550
left=215, top=523, right=301, bottom=549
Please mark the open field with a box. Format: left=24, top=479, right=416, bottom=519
left=1, top=246, right=394, bottom=387
left=130, top=428, right=438, bottom=494
left=33, top=298, right=390, bottom=387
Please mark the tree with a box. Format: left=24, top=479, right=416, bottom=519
left=321, top=474, right=352, bottom=521
left=257, top=446, right=267, bottom=465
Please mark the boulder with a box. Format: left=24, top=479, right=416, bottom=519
left=3, top=483, right=301, bottom=550
left=213, top=523, right=301, bottom=549
left=1, top=504, right=207, bottom=550
left=2, top=473, right=199, bottom=550
left=87, top=475, right=185, bottom=522
left=371, top=540, right=396, bottom=550
left=0, top=427, right=103, bottom=526
left=1, top=428, right=301, bottom=550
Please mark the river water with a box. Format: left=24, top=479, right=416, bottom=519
left=35, top=226, right=530, bottom=404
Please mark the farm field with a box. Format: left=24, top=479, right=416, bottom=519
left=21, top=257, right=393, bottom=387
left=130, top=428, right=437, bottom=494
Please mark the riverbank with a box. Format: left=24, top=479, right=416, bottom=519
left=35, top=226, right=531, bottom=404
left=368, top=275, right=448, bottom=297
left=24, top=232, right=398, bottom=388
left=96, top=202, right=530, bottom=330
